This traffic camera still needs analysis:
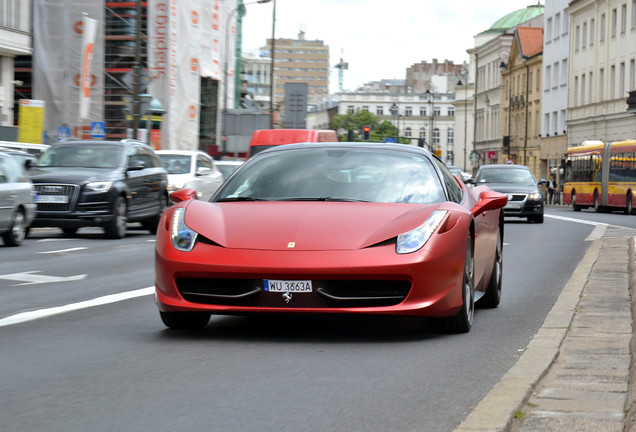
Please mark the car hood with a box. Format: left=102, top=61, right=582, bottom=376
left=28, top=167, right=122, bottom=184
left=477, top=183, right=539, bottom=194
left=182, top=200, right=461, bottom=251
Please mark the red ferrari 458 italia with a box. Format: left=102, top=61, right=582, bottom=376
left=155, top=143, right=507, bottom=333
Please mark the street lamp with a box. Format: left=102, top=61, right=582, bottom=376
left=269, top=0, right=276, bottom=128
left=390, top=102, right=398, bottom=141
left=223, top=0, right=271, bottom=155
left=457, top=61, right=469, bottom=170
left=426, top=89, right=434, bottom=154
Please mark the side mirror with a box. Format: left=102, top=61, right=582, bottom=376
left=464, top=178, right=475, bottom=186
left=127, top=159, right=145, bottom=171
left=471, top=190, right=508, bottom=217
left=170, top=188, right=198, bottom=203
left=196, top=166, right=211, bottom=176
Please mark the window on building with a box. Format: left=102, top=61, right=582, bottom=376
left=582, top=22, right=587, bottom=47
left=553, top=63, right=559, bottom=89
left=610, top=65, right=616, bottom=99
left=433, top=128, right=440, bottom=145
left=347, top=105, right=354, bottom=114
left=405, top=106, right=412, bottom=116
left=547, top=17, right=553, bottom=40
left=362, top=106, right=369, bottom=112
left=545, top=65, right=551, bottom=88
left=562, top=60, right=568, bottom=86
left=420, top=106, right=427, bottom=116
left=600, top=68, right=605, bottom=101
left=447, top=128, right=454, bottom=145
left=419, top=127, right=425, bottom=139
left=633, top=0, right=636, bottom=29
left=581, top=74, right=586, bottom=104
left=537, top=68, right=541, bottom=90
left=555, top=13, right=561, bottom=37
left=405, top=127, right=412, bottom=138
left=544, top=113, right=550, bottom=136
left=601, top=14, right=606, bottom=42
left=433, top=107, right=441, bottom=117
left=621, top=3, right=627, bottom=33
left=448, top=107, right=455, bottom=117
left=376, top=106, right=384, bottom=116
left=574, top=76, right=579, bottom=105
left=590, top=18, right=595, bottom=45
left=630, top=59, right=636, bottom=92
left=620, top=62, right=625, bottom=96
left=612, top=8, right=617, bottom=37
left=589, top=71, right=594, bottom=103
left=575, top=25, right=580, bottom=50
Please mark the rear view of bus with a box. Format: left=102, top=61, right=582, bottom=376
left=248, top=129, right=337, bottom=158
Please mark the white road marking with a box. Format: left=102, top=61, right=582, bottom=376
left=544, top=214, right=608, bottom=226
left=0, top=286, right=154, bottom=327
left=0, top=271, right=87, bottom=286
left=38, top=247, right=88, bottom=254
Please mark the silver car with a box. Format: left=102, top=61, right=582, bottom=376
left=0, top=151, right=36, bottom=246
left=157, top=150, right=224, bottom=201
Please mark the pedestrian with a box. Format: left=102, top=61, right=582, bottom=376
left=547, top=175, right=558, bottom=205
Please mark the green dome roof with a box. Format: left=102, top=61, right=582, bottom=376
left=481, top=3, right=544, bottom=35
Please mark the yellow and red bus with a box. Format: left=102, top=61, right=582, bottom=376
left=563, top=139, right=636, bottom=213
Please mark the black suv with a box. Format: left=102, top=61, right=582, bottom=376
left=470, top=164, right=544, bottom=223
left=29, top=139, right=168, bottom=238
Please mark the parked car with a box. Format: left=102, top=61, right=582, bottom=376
left=215, top=160, right=244, bottom=180
left=0, top=151, right=36, bottom=246
left=470, top=163, right=544, bottom=223
left=447, top=165, right=472, bottom=183
left=29, top=139, right=168, bottom=238
left=156, top=150, right=224, bottom=201
left=0, top=147, right=39, bottom=170
left=155, top=142, right=508, bottom=333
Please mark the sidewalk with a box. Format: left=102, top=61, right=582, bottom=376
left=454, top=235, right=634, bottom=432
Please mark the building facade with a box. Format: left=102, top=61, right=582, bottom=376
left=566, top=0, right=636, bottom=145
left=0, top=0, right=31, bottom=131
left=262, top=30, right=330, bottom=110
left=337, top=76, right=459, bottom=164
left=470, top=3, right=544, bottom=171
left=540, top=0, right=571, bottom=184
left=501, top=27, right=544, bottom=179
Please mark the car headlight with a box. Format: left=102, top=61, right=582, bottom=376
left=171, top=207, right=198, bottom=252
left=85, top=181, right=112, bottom=192
left=529, top=192, right=542, bottom=201
left=396, top=210, right=447, bottom=254
left=167, top=182, right=185, bottom=192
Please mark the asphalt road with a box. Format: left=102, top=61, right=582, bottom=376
left=1, top=209, right=627, bottom=432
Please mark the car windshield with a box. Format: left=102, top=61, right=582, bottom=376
left=476, top=168, right=535, bottom=184
left=37, top=145, right=124, bottom=168
left=217, top=163, right=242, bottom=178
left=159, top=154, right=192, bottom=174
left=215, top=147, right=445, bottom=204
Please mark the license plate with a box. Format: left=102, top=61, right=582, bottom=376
left=35, top=195, right=69, bottom=204
left=505, top=201, right=522, bottom=209
left=264, top=279, right=313, bottom=293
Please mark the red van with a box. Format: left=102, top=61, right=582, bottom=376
left=248, top=129, right=338, bottom=158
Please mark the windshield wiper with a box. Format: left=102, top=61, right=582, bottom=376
left=216, top=196, right=267, bottom=202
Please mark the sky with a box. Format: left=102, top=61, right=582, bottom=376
left=240, top=0, right=543, bottom=93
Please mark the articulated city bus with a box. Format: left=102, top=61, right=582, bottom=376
left=563, top=139, right=636, bottom=213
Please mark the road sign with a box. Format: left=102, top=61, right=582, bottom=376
left=90, top=121, right=106, bottom=138
left=57, top=126, right=71, bottom=140
left=384, top=138, right=397, bottom=143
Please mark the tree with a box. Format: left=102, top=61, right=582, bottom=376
left=330, top=109, right=378, bottom=141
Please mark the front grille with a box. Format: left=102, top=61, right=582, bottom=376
left=33, top=184, right=79, bottom=212
left=508, top=194, right=527, bottom=202
left=176, top=277, right=411, bottom=308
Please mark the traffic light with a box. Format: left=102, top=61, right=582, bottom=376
left=363, top=125, right=370, bottom=140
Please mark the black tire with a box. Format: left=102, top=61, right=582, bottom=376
left=142, top=194, right=168, bottom=235
left=593, top=191, right=601, bottom=212
left=478, top=229, right=502, bottom=308
left=2, top=208, right=26, bottom=246
left=104, top=196, right=127, bottom=239
left=529, top=214, right=544, bottom=223
left=62, top=227, right=78, bottom=236
left=160, top=311, right=210, bottom=330
left=438, top=233, right=474, bottom=333
left=572, top=191, right=581, bottom=211
left=626, top=193, right=633, bottom=215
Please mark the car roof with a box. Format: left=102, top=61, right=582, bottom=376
left=156, top=149, right=207, bottom=155
left=256, top=141, right=434, bottom=158
left=478, top=164, right=530, bottom=170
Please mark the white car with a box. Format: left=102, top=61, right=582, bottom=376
left=215, top=160, right=244, bottom=180
left=157, top=150, right=224, bottom=201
